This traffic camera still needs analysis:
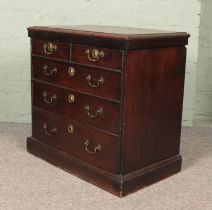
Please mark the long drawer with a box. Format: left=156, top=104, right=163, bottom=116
left=32, top=108, right=120, bottom=173
left=32, top=81, right=120, bottom=135
left=32, top=57, right=121, bottom=101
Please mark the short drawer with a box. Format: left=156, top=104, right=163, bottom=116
left=32, top=108, right=120, bottom=173
left=32, top=39, right=70, bottom=60
left=32, top=81, right=120, bottom=135
left=71, top=44, right=123, bottom=70
left=32, top=57, right=121, bottom=101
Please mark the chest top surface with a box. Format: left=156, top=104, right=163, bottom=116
left=28, top=25, right=190, bottom=50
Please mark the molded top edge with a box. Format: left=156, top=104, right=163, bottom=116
left=28, top=25, right=190, bottom=38
left=27, top=25, right=190, bottom=50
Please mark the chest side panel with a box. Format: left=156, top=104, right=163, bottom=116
left=123, top=47, right=186, bottom=173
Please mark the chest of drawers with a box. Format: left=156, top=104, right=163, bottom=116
left=27, top=25, right=189, bottom=197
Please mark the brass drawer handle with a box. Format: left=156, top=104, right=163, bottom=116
left=43, top=65, right=57, bottom=77
left=68, top=67, right=75, bottom=77
left=43, top=42, right=57, bottom=55
left=85, top=49, right=104, bottom=62
left=42, top=91, right=57, bottom=105
left=85, top=105, right=103, bottom=118
left=43, top=123, right=57, bottom=136
left=86, top=74, right=104, bottom=88
left=84, top=140, right=101, bottom=154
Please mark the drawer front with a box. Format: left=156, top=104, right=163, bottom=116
left=32, top=39, right=70, bottom=60
left=72, top=44, right=123, bottom=70
left=32, top=108, right=120, bottom=173
left=33, top=81, right=120, bottom=135
left=32, top=57, right=121, bottom=101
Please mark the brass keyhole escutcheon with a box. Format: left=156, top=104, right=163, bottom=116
left=68, top=94, right=75, bottom=103
left=68, top=67, right=75, bottom=77
left=67, top=124, right=74, bottom=134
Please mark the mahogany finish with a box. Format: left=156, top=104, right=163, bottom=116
left=32, top=108, right=120, bottom=173
left=32, top=81, right=120, bottom=135
left=32, top=57, right=121, bottom=101
left=123, top=47, right=186, bottom=173
left=32, top=39, right=70, bottom=60
left=27, top=25, right=189, bottom=197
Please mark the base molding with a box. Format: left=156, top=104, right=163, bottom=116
left=27, top=137, right=182, bottom=197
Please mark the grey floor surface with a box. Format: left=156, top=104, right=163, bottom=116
left=0, top=123, right=211, bottom=210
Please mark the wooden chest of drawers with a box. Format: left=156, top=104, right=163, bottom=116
left=27, top=25, right=189, bottom=197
